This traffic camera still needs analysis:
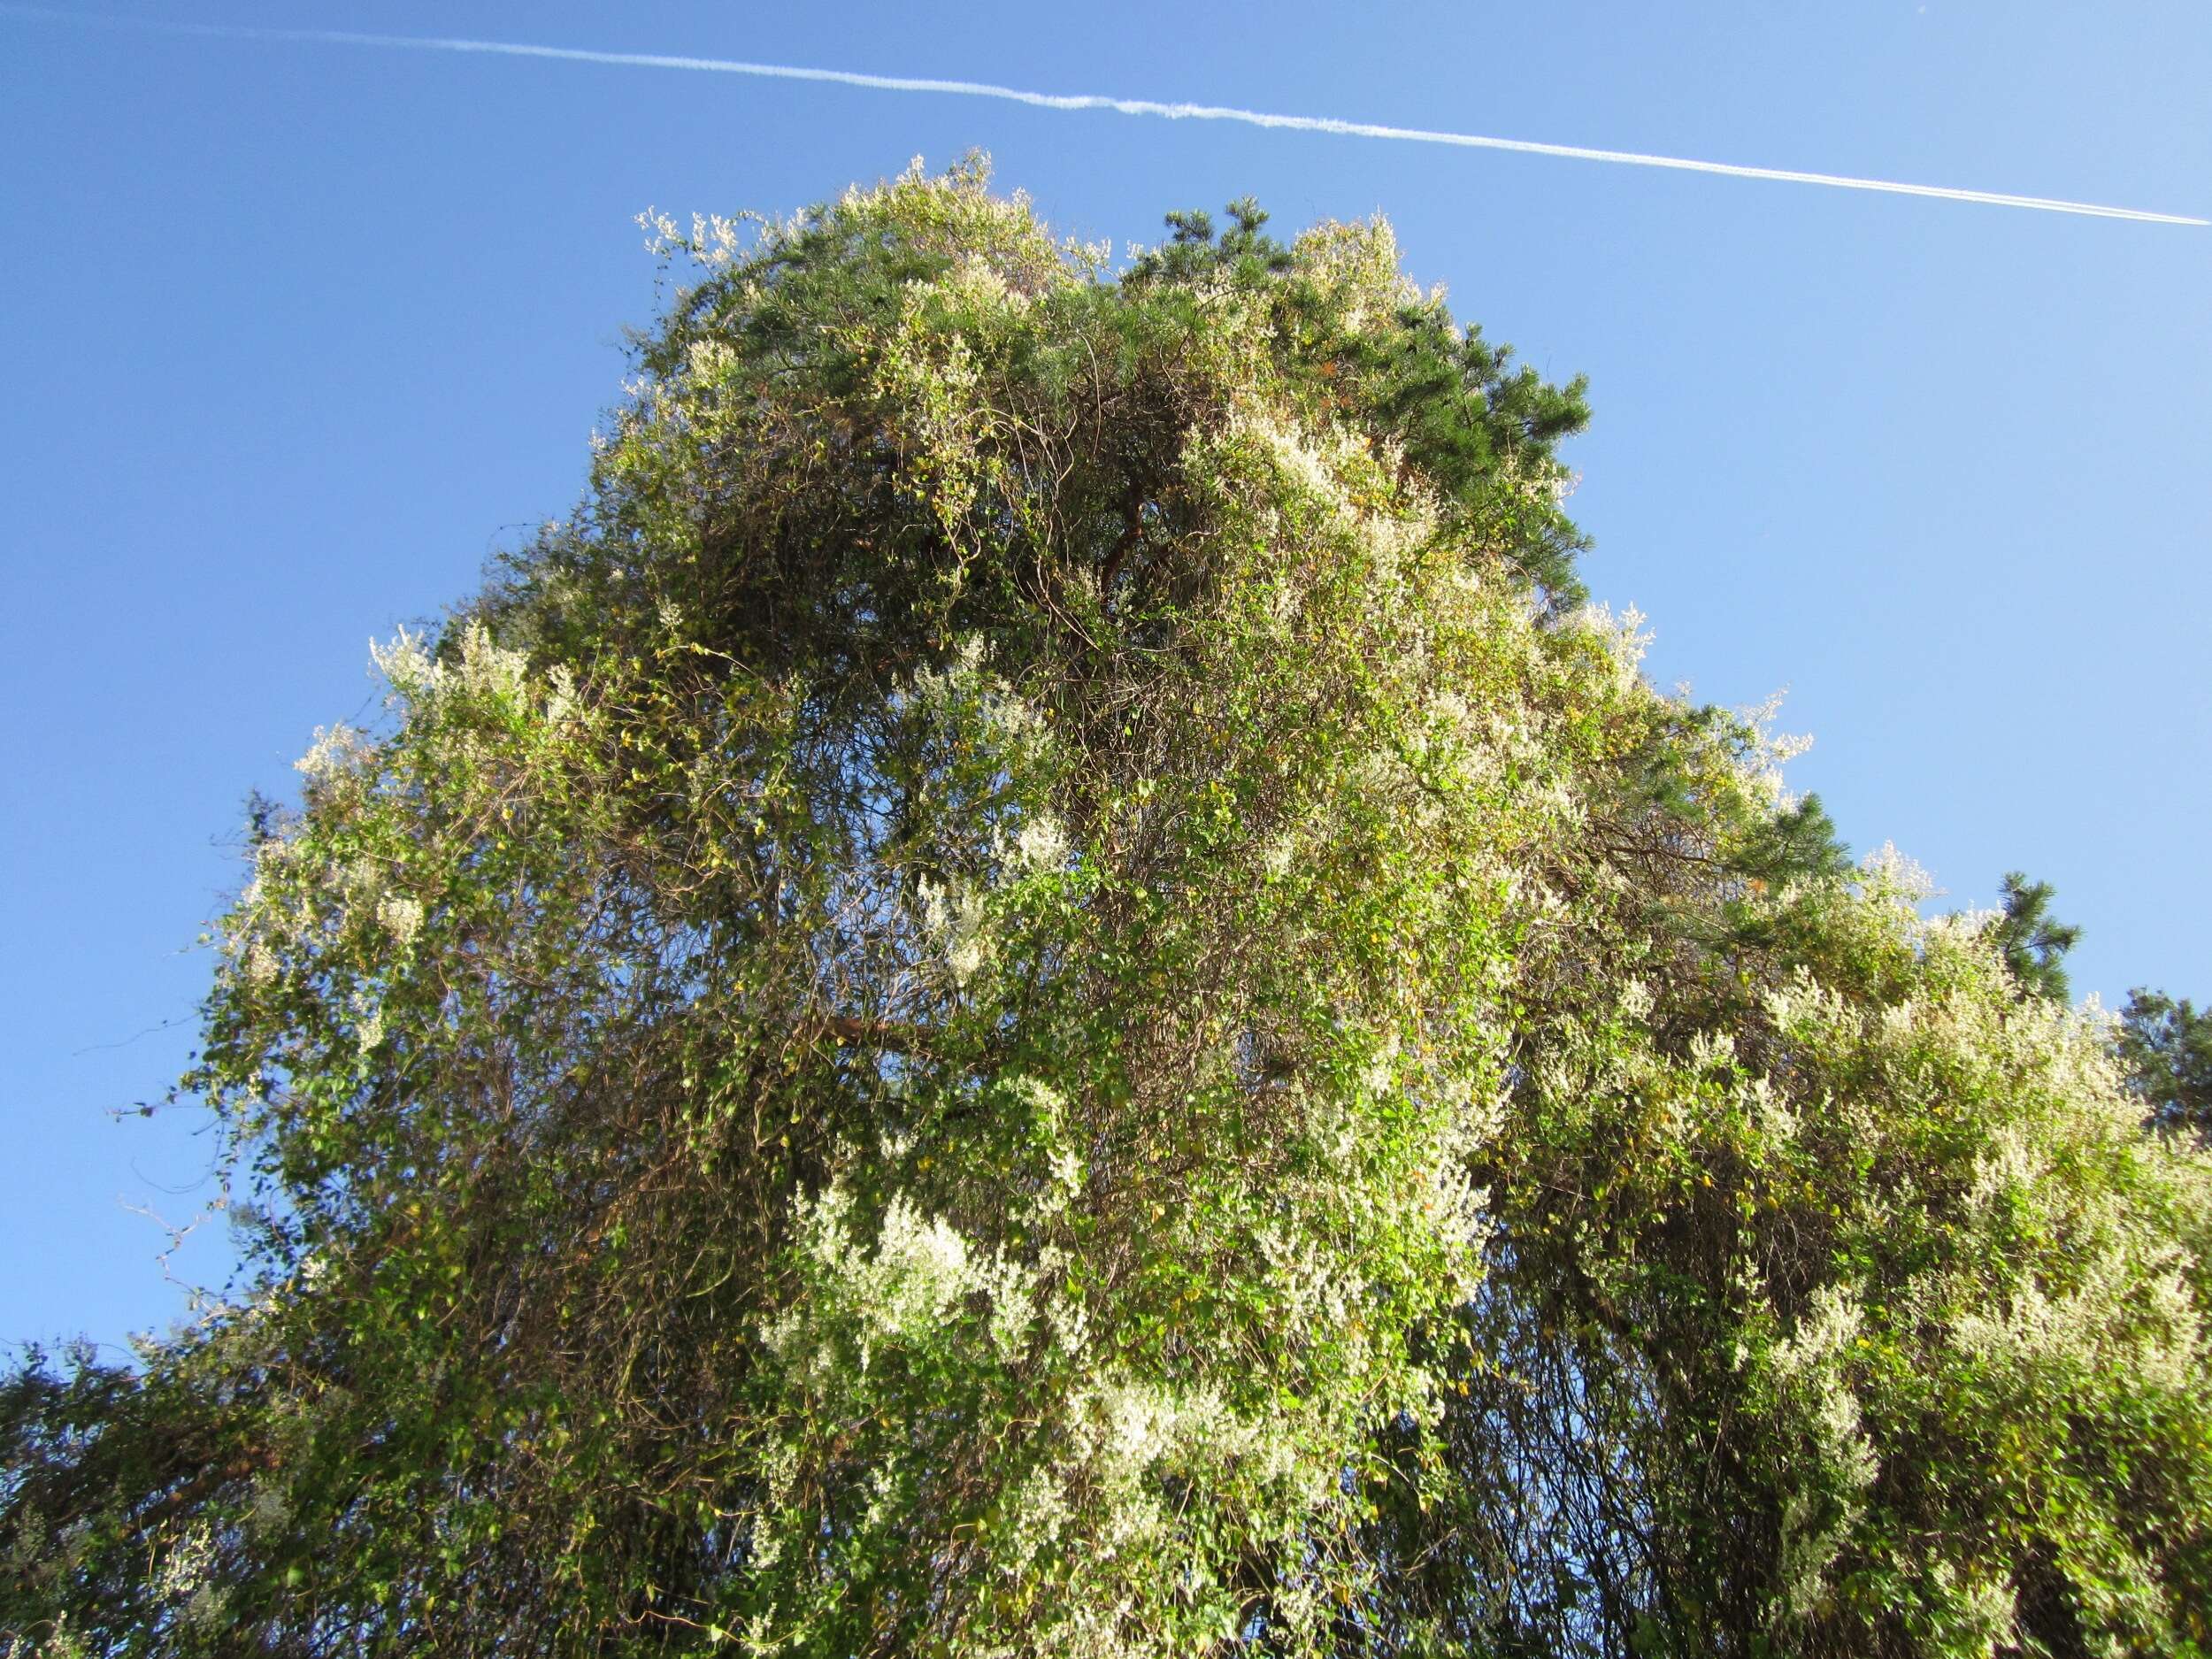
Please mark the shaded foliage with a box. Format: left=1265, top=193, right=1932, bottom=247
left=2120, top=988, right=2212, bottom=1138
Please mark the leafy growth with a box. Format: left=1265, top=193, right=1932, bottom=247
left=4, top=162, right=2208, bottom=1659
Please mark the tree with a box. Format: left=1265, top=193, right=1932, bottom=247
left=1989, top=871, right=2082, bottom=1002
left=2118, top=988, right=2212, bottom=1138
left=7, top=159, right=2211, bottom=1659
left=1974, top=879, right=2211, bottom=1141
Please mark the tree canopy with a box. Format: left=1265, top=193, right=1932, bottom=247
left=2119, top=989, right=2212, bottom=1140
left=6, top=160, right=2209, bottom=1659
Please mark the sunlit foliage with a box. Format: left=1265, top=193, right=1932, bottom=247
left=5, top=160, right=2208, bottom=1659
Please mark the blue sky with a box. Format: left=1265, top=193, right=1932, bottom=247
left=4, top=2, right=2207, bottom=1357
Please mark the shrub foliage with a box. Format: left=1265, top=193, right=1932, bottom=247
left=6, top=161, right=2209, bottom=1658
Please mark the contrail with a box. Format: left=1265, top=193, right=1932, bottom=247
left=6, top=4, right=2205, bottom=227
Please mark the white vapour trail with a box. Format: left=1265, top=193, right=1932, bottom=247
left=7, top=4, right=2206, bottom=227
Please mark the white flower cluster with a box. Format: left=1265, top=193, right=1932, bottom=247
left=294, top=722, right=371, bottom=787
left=918, top=874, right=990, bottom=987
left=1494, top=450, right=1580, bottom=511
left=376, top=893, right=425, bottom=950
left=368, top=626, right=435, bottom=698
left=1002, top=1076, right=1085, bottom=1219
left=1289, top=217, right=1420, bottom=329
left=1770, top=1282, right=1880, bottom=1619
left=349, top=988, right=385, bottom=1056
left=1570, top=601, right=1655, bottom=693
left=1729, top=689, right=1815, bottom=806
left=772, top=1184, right=1038, bottom=1373
left=634, top=206, right=752, bottom=271
left=686, top=337, right=737, bottom=385
left=1246, top=410, right=1359, bottom=518
left=1004, top=810, right=1069, bottom=875
left=904, top=635, right=1049, bottom=755
left=1952, top=1248, right=2200, bottom=1397
left=1855, top=841, right=1937, bottom=910
left=368, top=621, right=531, bottom=711
left=543, top=662, right=581, bottom=728
left=154, top=1522, right=227, bottom=1628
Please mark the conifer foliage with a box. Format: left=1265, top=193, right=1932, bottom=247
left=2120, top=990, right=2212, bottom=1140
left=1989, top=873, right=2082, bottom=1005
left=6, top=161, right=2210, bottom=1658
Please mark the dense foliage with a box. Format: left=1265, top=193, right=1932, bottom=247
left=2120, top=990, right=2212, bottom=1140
left=1972, top=877, right=2210, bottom=1142
left=6, top=161, right=2209, bottom=1659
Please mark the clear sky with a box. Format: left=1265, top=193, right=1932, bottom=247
left=4, top=1, right=2207, bottom=1358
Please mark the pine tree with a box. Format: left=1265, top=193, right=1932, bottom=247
left=7, top=161, right=2210, bottom=1659
left=2119, top=988, right=2212, bottom=1137
left=1990, top=871, right=2082, bottom=1002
